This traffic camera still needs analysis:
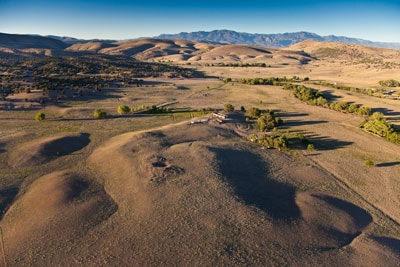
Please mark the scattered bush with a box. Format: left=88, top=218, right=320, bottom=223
left=365, top=159, right=374, bottom=167
left=223, top=77, right=232, bottom=83
left=378, top=79, right=400, bottom=87
left=35, top=112, right=45, bottom=121
left=248, top=133, right=288, bottom=150
left=131, top=104, right=150, bottom=112
left=307, top=144, right=315, bottom=152
left=246, top=107, right=262, bottom=118
left=118, top=105, right=131, bottom=115
left=256, top=114, right=276, bottom=131
left=356, top=106, right=372, bottom=116
left=223, top=103, right=234, bottom=112
left=94, top=109, right=107, bottom=119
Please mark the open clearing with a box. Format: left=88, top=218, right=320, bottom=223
left=0, top=40, right=400, bottom=266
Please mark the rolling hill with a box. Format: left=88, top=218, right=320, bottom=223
left=65, top=38, right=314, bottom=65
left=0, top=32, right=68, bottom=50
left=0, top=33, right=399, bottom=70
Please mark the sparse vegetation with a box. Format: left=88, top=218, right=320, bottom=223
left=379, top=79, right=400, bottom=87
left=313, top=80, right=399, bottom=100
left=248, top=133, right=288, bottom=150
left=0, top=55, right=200, bottom=102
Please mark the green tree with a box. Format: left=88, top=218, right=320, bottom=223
left=257, top=113, right=276, bottom=131
left=357, top=106, right=372, bottom=116
left=360, top=112, right=394, bottom=137
left=246, top=107, right=261, bottom=118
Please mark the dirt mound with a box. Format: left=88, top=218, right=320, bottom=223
left=3, top=121, right=398, bottom=265
left=1, top=170, right=116, bottom=260
left=83, top=122, right=394, bottom=265
left=8, top=133, right=90, bottom=168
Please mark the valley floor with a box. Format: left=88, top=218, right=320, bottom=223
left=0, top=67, right=399, bottom=265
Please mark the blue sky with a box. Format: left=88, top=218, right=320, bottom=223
left=0, top=0, right=399, bottom=42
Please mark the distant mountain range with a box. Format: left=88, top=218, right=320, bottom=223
left=157, top=30, right=400, bottom=50
left=1, top=30, right=399, bottom=50
left=45, top=35, right=117, bottom=45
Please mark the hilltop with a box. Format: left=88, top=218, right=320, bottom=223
left=0, top=33, right=68, bottom=50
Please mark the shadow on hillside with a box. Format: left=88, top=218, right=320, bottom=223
left=42, top=133, right=91, bottom=157
left=306, top=134, right=353, bottom=151
left=211, top=147, right=300, bottom=221
left=371, top=236, right=400, bottom=254
left=282, top=120, right=328, bottom=127
left=372, top=107, right=400, bottom=117
left=375, top=161, right=400, bottom=167
left=275, top=111, right=309, bottom=118
left=0, top=186, right=19, bottom=220
left=322, top=90, right=343, bottom=101
left=315, top=195, right=373, bottom=248
left=372, top=107, right=400, bottom=122
left=0, top=142, right=5, bottom=154
left=316, top=195, right=372, bottom=228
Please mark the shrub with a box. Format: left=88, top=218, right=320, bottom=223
left=246, top=107, right=262, bottom=118
left=356, top=106, right=372, bottom=116
left=378, top=79, right=400, bottom=87
left=118, top=105, right=131, bottom=115
left=307, top=144, right=315, bottom=152
left=365, top=159, right=374, bottom=167
left=223, top=103, right=234, bottom=112
left=35, top=112, right=45, bottom=121
left=94, top=109, right=107, bottom=119
left=223, top=77, right=232, bottom=83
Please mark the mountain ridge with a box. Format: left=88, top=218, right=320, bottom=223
left=0, top=32, right=68, bottom=49
left=157, top=30, right=400, bottom=50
